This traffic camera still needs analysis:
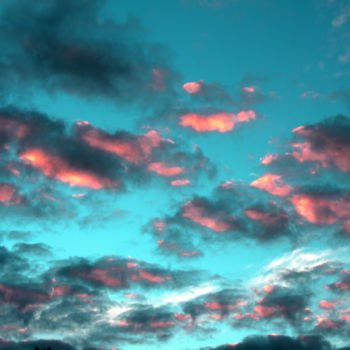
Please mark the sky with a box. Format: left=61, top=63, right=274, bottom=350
left=0, top=0, right=350, bottom=349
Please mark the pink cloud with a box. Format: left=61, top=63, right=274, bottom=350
left=315, top=318, right=342, bottom=329
left=0, top=184, right=17, bottom=205
left=291, top=125, right=350, bottom=173
left=80, top=127, right=162, bottom=164
left=148, top=162, right=184, bottom=177
left=250, top=174, right=292, bottom=197
left=182, top=200, right=236, bottom=232
left=125, top=293, right=139, bottom=299
left=260, top=154, right=279, bottom=165
left=205, top=301, right=245, bottom=311
left=319, top=300, right=338, bottom=309
left=290, top=194, right=350, bottom=224
left=174, top=313, right=191, bottom=322
left=221, top=180, right=235, bottom=189
left=334, top=282, right=350, bottom=290
left=150, top=321, right=175, bottom=328
left=183, top=81, right=202, bottom=94
left=263, top=285, right=275, bottom=293
left=20, top=148, right=116, bottom=189
left=179, top=250, right=201, bottom=257
left=153, top=220, right=167, bottom=233
left=339, top=314, right=350, bottom=322
left=51, top=285, right=71, bottom=297
left=254, top=305, right=276, bottom=317
left=210, top=314, right=225, bottom=320
left=245, top=209, right=288, bottom=226
left=170, top=179, right=190, bottom=186
left=74, top=268, right=123, bottom=287
left=131, top=269, right=172, bottom=283
left=179, top=110, right=256, bottom=133
left=243, top=86, right=255, bottom=93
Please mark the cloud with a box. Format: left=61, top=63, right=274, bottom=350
left=0, top=183, right=23, bottom=205
left=0, top=339, right=76, bottom=350
left=256, top=114, right=350, bottom=240
left=170, top=179, right=191, bottom=186
left=319, top=300, right=338, bottom=309
left=179, top=110, right=256, bottom=133
left=145, top=182, right=299, bottom=258
left=207, top=334, right=342, bottom=350
left=182, top=198, right=238, bottom=232
left=244, top=207, right=288, bottom=230
left=332, top=8, right=350, bottom=27
left=0, top=0, right=179, bottom=104
left=0, top=243, right=213, bottom=346
left=13, top=243, right=51, bottom=256
left=290, top=191, right=350, bottom=225
left=327, top=270, right=350, bottom=291
left=253, top=285, right=310, bottom=321
left=182, top=80, right=234, bottom=104
left=251, top=248, right=345, bottom=288
left=147, top=162, right=184, bottom=177
left=250, top=174, right=292, bottom=197
left=183, top=81, right=203, bottom=94
left=52, top=256, right=202, bottom=291
left=290, top=116, right=350, bottom=174
left=20, top=148, right=118, bottom=189
left=78, top=125, right=163, bottom=164
left=0, top=106, right=214, bottom=205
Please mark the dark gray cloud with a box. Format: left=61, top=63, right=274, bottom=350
left=0, top=339, right=76, bottom=350
left=0, top=106, right=216, bottom=233
left=145, top=183, right=295, bottom=258
left=0, top=0, right=179, bottom=106
left=263, top=114, right=350, bottom=176
left=0, top=243, right=210, bottom=346
left=206, top=334, right=344, bottom=350
left=13, top=242, right=52, bottom=256
left=255, top=286, right=310, bottom=322
left=50, top=255, right=203, bottom=291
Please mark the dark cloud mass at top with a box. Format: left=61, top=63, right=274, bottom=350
left=0, top=0, right=178, bottom=104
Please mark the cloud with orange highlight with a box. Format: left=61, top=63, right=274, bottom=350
left=180, top=288, right=246, bottom=323
left=179, top=110, right=256, bottom=133
left=327, top=272, right=350, bottom=292
left=290, top=115, right=350, bottom=174
left=182, top=79, right=234, bottom=103
left=54, top=255, right=202, bottom=291
left=252, top=286, right=310, bottom=322
left=250, top=174, right=292, bottom=197
left=244, top=203, right=290, bottom=239
left=148, top=162, right=184, bottom=177
left=290, top=192, right=350, bottom=225
left=0, top=183, right=22, bottom=206
left=79, top=125, right=163, bottom=164
left=0, top=105, right=217, bottom=205
left=170, top=179, right=191, bottom=186
left=145, top=183, right=302, bottom=258
left=20, top=148, right=117, bottom=189
left=182, top=198, right=237, bottom=232
left=183, top=81, right=203, bottom=94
